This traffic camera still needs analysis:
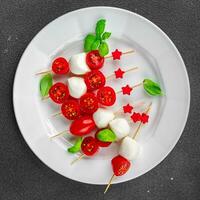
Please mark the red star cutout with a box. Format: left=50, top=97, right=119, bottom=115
left=112, top=49, right=122, bottom=60
left=114, top=68, right=125, bottom=79
left=141, top=113, right=149, bottom=124
left=131, top=112, right=141, bottom=123
left=123, top=104, right=134, bottom=113
left=121, top=85, right=133, bottom=95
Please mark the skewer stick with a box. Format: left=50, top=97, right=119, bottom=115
left=104, top=174, right=115, bottom=194
left=105, top=49, right=135, bottom=59
left=106, top=66, right=138, bottom=80
left=49, top=130, right=68, bottom=139
left=70, top=154, right=84, bottom=165
left=104, top=102, right=152, bottom=194
left=35, top=50, right=135, bottom=76
left=116, top=82, right=143, bottom=94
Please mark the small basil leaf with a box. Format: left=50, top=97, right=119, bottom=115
left=91, top=40, right=101, bottom=50
left=40, top=73, right=53, bottom=97
left=99, top=42, right=109, bottom=56
left=68, top=137, right=83, bottom=153
left=84, top=34, right=96, bottom=52
left=95, top=19, right=106, bottom=38
left=97, top=129, right=116, bottom=142
left=102, top=32, right=111, bottom=40
left=143, top=79, right=163, bottom=96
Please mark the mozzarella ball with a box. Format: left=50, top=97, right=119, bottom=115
left=69, top=53, right=91, bottom=75
left=93, top=108, right=115, bottom=128
left=119, top=137, right=140, bottom=160
left=109, top=118, right=130, bottom=141
left=68, top=77, right=87, bottom=98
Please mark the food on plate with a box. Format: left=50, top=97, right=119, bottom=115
left=95, top=130, right=112, bottom=147
left=81, top=136, right=99, bottom=156
left=49, top=82, right=69, bottom=104
left=68, top=77, right=87, bottom=98
left=86, top=50, right=105, bottom=69
left=52, top=57, right=70, bottom=75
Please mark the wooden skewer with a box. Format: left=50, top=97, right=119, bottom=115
left=116, top=82, right=143, bottom=95
left=70, top=154, right=84, bottom=165
left=35, top=50, right=135, bottom=76
left=104, top=102, right=152, bottom=194
left=49, top=130, right=68, bottom=139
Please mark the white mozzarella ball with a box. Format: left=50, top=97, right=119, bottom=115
left=69, top=53, right=90, bottom=75
left=93, top=108, right=115, bottom=128
left=109, top=118, right=130, bottom=141
left=68, top=77, right=87, bottom=98
left=119, top=137, right=140, bottom=160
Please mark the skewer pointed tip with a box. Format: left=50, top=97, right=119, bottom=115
left=104, top=174, right=115, bottom=194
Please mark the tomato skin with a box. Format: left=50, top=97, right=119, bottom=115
left=61, top=100, right=80, bottom=120
left=49, top=82, right=69, bottom=104
left=52, top=57, right=69, bottom=75
left=80, top=93, right=99, bottom=114
left=95, top=130, right=111, bottom=147
left=97, top=86, right=116, bottom=106
left=86, top=50, right=105, bottom=70
left=81, top=136, right=99, bottom=156
left=84, top=70, right=106, bottom=91
left=111, top=155, right=131, bottom=176
left=70, top=116, right=96, bottom=136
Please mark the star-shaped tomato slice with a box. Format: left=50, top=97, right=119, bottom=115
left=123, top=104, right=134, bottom=113
left=131, top=112, right=141, bottom=123
left=114, top=68, right=125, bottom=79
left=141, top=113, right=149, bottom=124
left=121, top=85, right=133, bottom=95
left=112, top=49, right=122, bottom=60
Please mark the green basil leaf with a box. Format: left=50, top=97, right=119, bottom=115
left=97, top=129, right=116, bottom=142
left=91, top=40, right=101, bottom=50
left=84, top=34, right=96, bottom=52
left=40, top=73, right=53, bottom=97
left=143, top=79, right=163, bottom=96
left=99, top=42, right=109, bottom=56
left=95, top=19, right=106, bottom=38
left=68, top=137, right=83, bottom=153
left=102, top=32, right=111, bottom=40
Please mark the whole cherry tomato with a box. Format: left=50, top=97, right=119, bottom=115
left=95, top=130, right=111, bottom=147
left=111, top=155, right=131, bottom=176
left=86, top=50, right=105, bottom=70
left=80, top=93, right=99, bottom=114
left=84, top=70, right=106, bottom=91
left=70, top=116, right=96, bottom=136
left=52, top=57, right=69, bottom=75
left=97, top=86, right=116, bottom=106
left=81, top=136, right=99, bottom=156
left=49, top=82, right=69, bottom=104
left=61, top=100, right=80, bottom=120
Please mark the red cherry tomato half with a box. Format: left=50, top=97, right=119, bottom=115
left=52, top=57, right=69, bottom=75
left=61, top=100, right=80, bottom=120
left=95, top=130, right=111, bottom=147
left=80, top=93, right=99, bottom=114
left=97, top=86, right=116, bottom=106
left=49, top=82, right=69, bottom=104
left=70, top=116, right=96, bottom=136
left=111, top=155, right=131, bottom=176
left=86, top=50, right=105, bottom=70
left=81, top=136, right=99, bottom=156
left=84, top=70, right=106, bottom=91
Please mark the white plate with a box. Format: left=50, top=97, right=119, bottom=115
left=13, top=7, right=190, bottom=185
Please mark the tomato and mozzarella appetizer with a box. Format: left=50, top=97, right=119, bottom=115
left=81, top=136, right=99, bottom=156
left=51, top=57, right=70, bottom=75
left=67, top=77, right=87, bottom=98
left=109, top=118, right=130, bottom=141
left=93, top=108, right=115, bottom=129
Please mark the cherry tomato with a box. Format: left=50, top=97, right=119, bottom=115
left=97, top=86, right=116, bottom=106
left=111, top=155, right=131, bottom=176
left=95, top=130, right=111, bottom=147
left=70, top=116, right=96, bottom=136
left=84, top=70, right=106, bottom=91
left=86, top=50, right=105, bottom=70
left=61, top=100, right=80, bottom=120
left=81, top=136, right=99, bottom=156
left=80, top=93, right=99, bottom=114
left=49, top=82, right=69, bottom=104
left=52, top=57, right=69, bottom=75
